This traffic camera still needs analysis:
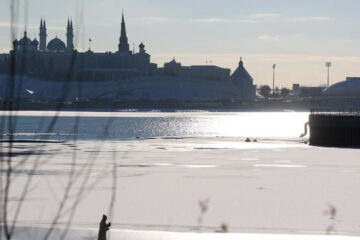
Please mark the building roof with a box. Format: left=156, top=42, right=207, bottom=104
left=165, top=58, right=181, bottom=67
left=31, top=38, right=39, bottom=46
left=324, top=77, right=360, bottom=95
left=18, top=36, right=32, bottom=46
left=189, top=65, right=227, bottom=70
left=47, top=37, right=66, bottom=51
left=230, top=59, right=253, bottom=82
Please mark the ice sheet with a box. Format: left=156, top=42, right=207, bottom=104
left=1, top=137, right=360, bottom=238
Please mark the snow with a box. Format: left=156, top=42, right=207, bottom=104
left=3, top=137, right=360, bottom=239
left=7, top=227, right=360, bottom=240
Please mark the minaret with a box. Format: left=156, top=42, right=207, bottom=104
left=66, top=18, right=74, bottom=51
left=39, top=18, right=47, bottom=51
left=118, top=12, right=130, bottom=54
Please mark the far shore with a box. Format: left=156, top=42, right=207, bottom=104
left=1, top=95, right=360, bottom=112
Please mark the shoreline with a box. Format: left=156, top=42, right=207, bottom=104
left=1, top=95, right=360, bottom=112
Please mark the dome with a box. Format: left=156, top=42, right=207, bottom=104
left=47, top=37, right=66, bottom=51
left=18, top=37, right=32, bottom=46
left=324, top=77, right=360, bottom=95
left=139, top=42, right=145, bottom=48
left=31, top=38, right=39, bottom=46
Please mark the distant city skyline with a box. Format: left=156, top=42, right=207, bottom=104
left=1, top=0, right=360, bottom=88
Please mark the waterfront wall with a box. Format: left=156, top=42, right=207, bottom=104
left=309, top=114, right=360, bottom=147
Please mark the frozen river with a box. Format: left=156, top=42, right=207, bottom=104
left=1, top=111, right=360, bottom=239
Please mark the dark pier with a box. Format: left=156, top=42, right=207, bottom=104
left=309, top=108, right=360, bottom=147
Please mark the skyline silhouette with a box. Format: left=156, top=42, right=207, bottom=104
left=1, top=0, right=360, bottom=87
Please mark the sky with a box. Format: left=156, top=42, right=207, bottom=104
left=1, top=0, right=360, bottom=88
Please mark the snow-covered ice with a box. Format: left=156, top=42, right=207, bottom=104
left=2, top=136, right=360, bottom=239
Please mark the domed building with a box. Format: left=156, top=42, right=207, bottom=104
left=13, top=30, right=39, bottom=52
left=17, top=31, right=32, bottom=51
left=31, top=38, right=39, bottom=50
left=47, top=37, right=66, bottom=52
left=18, top=35, right=32, bottom=47
left=324, top=77, right=360, bottom=95
left=12, top=18, right=74, bottom=53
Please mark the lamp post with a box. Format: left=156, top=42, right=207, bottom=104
left=326, top=62, right=332, bottom=88
left=272, top=64, right=276, bottom=95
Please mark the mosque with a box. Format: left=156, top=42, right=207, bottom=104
left=13, top=19, right=74, bottom=53
left=10, top=13, right=157, bottom=81
left=0, top=13, right=256, bottom=100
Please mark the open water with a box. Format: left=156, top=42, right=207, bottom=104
left=0, top=111, right=308, bottom=140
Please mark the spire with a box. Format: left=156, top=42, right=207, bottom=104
left=118, top=11, right=130, bottom=54
left=66, top=18, right=74, bottom=51
left=39, top=18, right=47, bottom=51
left=71, top=19, right=73, bottom=28
left=239, top=57, right=243, bottom=66
left=121, top=12, right=127, bottom=38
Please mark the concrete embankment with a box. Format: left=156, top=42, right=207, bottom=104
left=309, top=110, right=360, bottom=147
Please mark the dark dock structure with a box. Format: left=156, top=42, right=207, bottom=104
left=309, top=108, right=360, bottom=147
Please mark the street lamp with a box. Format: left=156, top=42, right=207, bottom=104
left=326, top=62, right=332, bottom=88
left=272, top=64, right=276, bottom=95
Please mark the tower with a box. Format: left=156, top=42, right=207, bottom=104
left=118, top=12, right=130, bottom=54
left=139, top=42, right=145, bottom=54
left=39, top=18, right=47, bottom=51
left=66, top=19, right=74, bottom=51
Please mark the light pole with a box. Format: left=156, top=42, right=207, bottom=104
left=272, top=64, right=276, bottom=95
left=326, top=62, right=332, bottom=88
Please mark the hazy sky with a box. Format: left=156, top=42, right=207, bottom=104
left=1, top=0, right=360, bottom=87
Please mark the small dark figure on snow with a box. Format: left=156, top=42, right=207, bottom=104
left=98, top=214, right=111, bottom=240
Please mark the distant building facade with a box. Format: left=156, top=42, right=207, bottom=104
left=162, top=58, right=256, bottom=100
left=291, top=84, right=325, bottom=97
left=0, top=13, right=256, bottom=100
left=163, top=59, right=230, bottom=81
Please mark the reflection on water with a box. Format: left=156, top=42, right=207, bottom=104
left=0, top=111, right=308, bottom=140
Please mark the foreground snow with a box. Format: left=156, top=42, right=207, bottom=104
left=2, top=137, right=360, bottom=239
left=8, top=227, right=360, bottom=240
